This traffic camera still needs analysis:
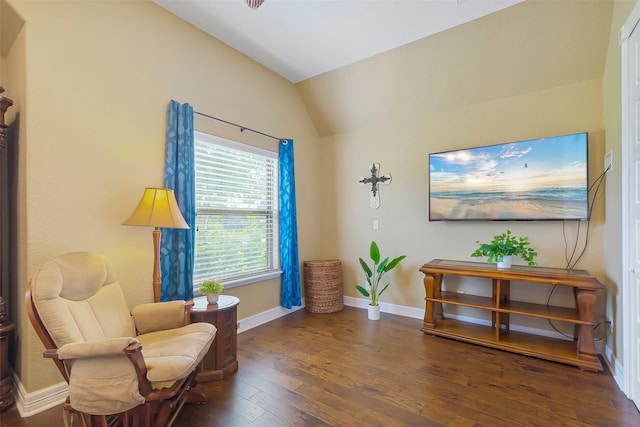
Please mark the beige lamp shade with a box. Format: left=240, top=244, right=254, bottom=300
left=123, top=188, right=189, bottom=229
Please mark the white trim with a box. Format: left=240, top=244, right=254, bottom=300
left=343, top=296, right=577, bottom=341
left=620, top=1, right=640, bottom=402
left=605, top=343, right=625, bottom=392
left=342, top=295, right=424, bottom=319
left=10, top=369, right=68, bottom=417
left=621, top=36, right=632, bottom=399
left=11, top=300, right=307, bottom=418
left=237, top=298, right=306, bottom=334
left=620, top=1, right=640, bottom=44
left=195, top=130, right=277, bottom=157
left=11, top=297, right=625, bottom=418
left=220, top=270, right=282, bottom=290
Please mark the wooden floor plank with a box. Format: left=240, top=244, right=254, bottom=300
left=2, top=306, right=639, bottom=426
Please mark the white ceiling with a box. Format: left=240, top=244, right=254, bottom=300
left=154, top=0, right=523, bottom=83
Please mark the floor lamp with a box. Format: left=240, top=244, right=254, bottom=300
left=123, top=188, right=189, bottom=302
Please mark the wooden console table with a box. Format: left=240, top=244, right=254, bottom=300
left=190, top=295, right=239, bottom=381
left=420, top=259, right=604, bottom=371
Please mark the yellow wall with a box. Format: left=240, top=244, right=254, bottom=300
left=321, top=78, right=606, bottom=322
left=311, top=0, right=635, bottom=369
left=2, top=0, right=637, bottom=400
left=315, top=0, right=637, bottom=371
left=3, top=0, right=323, bottom=393
left=602, top=0, right=637, bottom=367
left=312, top=0, right=615, bottom=343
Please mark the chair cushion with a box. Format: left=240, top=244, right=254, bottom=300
left=28, top=251, right=218, bottom=415
left=132, top=300, right=187, bottom=334
left=67, top=352, right=144, bottom=415
left=137, top=322, right=216, bottom=383
left=31, top=253, right=136, bottom=347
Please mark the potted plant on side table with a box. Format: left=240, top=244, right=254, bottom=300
left=356, top=241, right=406, bottom=320
left=200, top=280, right=224, bottom=304
left=471, top=229, right=537, bottom=268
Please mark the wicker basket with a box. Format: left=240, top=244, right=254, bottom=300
left=303, top=259, right=344, bottom=313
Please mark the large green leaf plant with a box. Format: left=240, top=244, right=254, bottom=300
left=356, top=241, right=406, bottom=306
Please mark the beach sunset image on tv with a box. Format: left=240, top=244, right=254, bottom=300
left=428, top=132, right=589, bottom=221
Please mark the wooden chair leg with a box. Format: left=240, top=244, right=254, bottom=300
left=90, top=415, right=109, bottom=427
left=63, top=402, right=89, bottom=427
left=118, top=410, right=133, bottom=427
left=75, top=413, right=89, bottom=427
left=141, top=403, right=153, bottom=427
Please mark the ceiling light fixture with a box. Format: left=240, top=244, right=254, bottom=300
left=246, top=0, right=265, bottom=9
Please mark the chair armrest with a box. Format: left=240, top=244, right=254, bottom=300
left=57, top=337, right=139, bottom=359
left=124, top=341, right=153, bottom=396
left=132, top=300, right=187, bottom=334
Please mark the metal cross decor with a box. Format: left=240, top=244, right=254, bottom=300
left=359, top=163, right=391, bottom=209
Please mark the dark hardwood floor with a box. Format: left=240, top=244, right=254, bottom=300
left=2, top=306, right=639, bottom=426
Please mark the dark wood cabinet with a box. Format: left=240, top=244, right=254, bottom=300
left=190, top=295, right=239, bottom=382
left=0, top=86, right=15, bottom=411
left=420, top=259, right=604, bottom=372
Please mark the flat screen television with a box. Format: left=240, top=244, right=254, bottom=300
left=428, top=132, right=589, bottom=221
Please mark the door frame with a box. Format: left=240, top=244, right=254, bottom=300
left=620, top=0, right=640, bottom=407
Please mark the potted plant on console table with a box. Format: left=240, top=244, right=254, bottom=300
left=200, top=280, right=224, bottom=304
left=356, top=241, right=406, bottom=320
left=471, top=229, right=537, bottom=269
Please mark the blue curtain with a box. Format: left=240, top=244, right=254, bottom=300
left=279, top=139, right=302, bottom=308
left=160, top=100, right=195, bottom=301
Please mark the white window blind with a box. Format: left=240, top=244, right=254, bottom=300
left=194, top=131, right=279, bottom=290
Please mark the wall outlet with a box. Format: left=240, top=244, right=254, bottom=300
left=604, top=150, right=613, bottom=174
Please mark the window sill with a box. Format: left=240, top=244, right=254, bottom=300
left=221, top=270, right=282, bottom=289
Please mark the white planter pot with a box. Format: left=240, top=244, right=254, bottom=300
left=206, top=294, right=219, bottom=304
left=497, top=256, right=512, bottom=269
left=368, top=304, right=381, bottom=320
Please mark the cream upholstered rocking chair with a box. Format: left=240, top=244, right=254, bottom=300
left=25, top=252, right=217, bottom=427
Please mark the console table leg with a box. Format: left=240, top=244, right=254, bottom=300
left=575, top=288, right=601, bottom=370
left=423, top=274, right=436, bottom=328
left=492, top=279, right=510, bottom=331
left=434, top=274, right=443, bottom=321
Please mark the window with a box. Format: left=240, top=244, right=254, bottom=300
left=193, top=131, right=279, bottom=291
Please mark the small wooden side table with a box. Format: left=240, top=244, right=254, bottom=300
left=190, top=295, right=239, bottom=382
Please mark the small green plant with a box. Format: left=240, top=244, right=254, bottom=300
left=199, top=280, right=224, bottom=295
left=356, top=241, right=406, bottom=306
left=471, top=229, right=537, bottom=266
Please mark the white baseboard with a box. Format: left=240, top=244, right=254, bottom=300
left=11, top=299, right=307, bottom=418
left=343, top=295, right=425, bottom=319
left=237, top=298, right=306, bottom=333
left=11, top=369, right=68, bottom=417
left=604, top=343, right=625, bottom=393
left=10, top=296, right=625, bottom=417
left=344, top=296, right=573, bottom=341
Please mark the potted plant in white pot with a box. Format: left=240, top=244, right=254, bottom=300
left=356, top=241, right=406, bottom=320
left=471, top=229, right=537, bottom=268
left=200, top=280, right=224, bottom=304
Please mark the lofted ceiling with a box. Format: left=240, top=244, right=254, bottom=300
left=295, top=0, right=615, bottom=137
left=153, top=0, right=524, bottom=83
left=154, top=0, right=615, bottom=138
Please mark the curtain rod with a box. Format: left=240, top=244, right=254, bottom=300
left=194, top=111, right=282, bottom=142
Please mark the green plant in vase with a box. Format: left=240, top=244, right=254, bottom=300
left=471, top=229, right=537, bottom=267
left=200, top=280, right=224, bottom=304
left=356, top=241, right=406, bottom=320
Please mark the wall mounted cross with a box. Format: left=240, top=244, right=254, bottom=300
left=359, top=163, right=391, bottom=209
